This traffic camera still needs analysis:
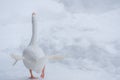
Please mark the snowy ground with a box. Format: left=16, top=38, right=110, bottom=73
left=0, top=52, right=115, bottom=80
left=0, top=0, right=120, bottom=80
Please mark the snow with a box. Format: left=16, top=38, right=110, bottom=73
left=0, top=0, right=120, bottom=80
left=0, top=52, right=115, bottom=80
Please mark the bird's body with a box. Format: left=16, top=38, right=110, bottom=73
left=23, top=45, right=47, bottom=73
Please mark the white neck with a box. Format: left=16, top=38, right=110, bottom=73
left=29, top=13, right=37, bottom=46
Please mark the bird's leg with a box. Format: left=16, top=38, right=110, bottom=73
left=40, top=66, right=45, bottom=79
left=29, top=69, right=38, bottom=79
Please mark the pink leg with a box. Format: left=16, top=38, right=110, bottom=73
left=40, top=66, right=45, bottom=79
left=29, top=69, right=38, bottom=79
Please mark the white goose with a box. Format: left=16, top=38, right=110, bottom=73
left=11, top=12, right=64, bottom=79
left=23, top=12, right=46, bottom=79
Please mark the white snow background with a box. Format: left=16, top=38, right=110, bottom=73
left=0, top=0, right=120, bottom=80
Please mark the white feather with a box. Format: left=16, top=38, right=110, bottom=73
left=10, top=53, right=24, bottom=65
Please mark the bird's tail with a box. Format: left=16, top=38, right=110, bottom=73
left=10, top=54, right=24, bottom=66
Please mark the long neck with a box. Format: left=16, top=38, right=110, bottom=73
left=29, top=13, right=37, bottom=46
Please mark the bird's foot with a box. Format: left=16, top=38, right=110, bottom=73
left=29, top=76, right=38, bottom=80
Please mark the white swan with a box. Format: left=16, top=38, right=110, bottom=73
left=11, top=12, right=64, bottom=79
